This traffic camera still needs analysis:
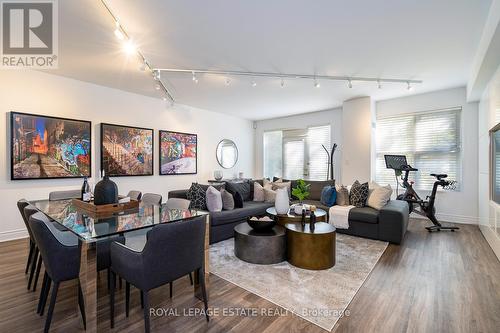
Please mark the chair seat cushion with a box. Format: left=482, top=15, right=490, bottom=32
left=348, top=207, right=379, bottom=224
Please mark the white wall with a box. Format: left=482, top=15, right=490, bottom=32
left=478, top=65, right=500, bottom=259
left=376, top=87, right=479, bottom=224
left=341, top=97, right=372, bottom=185
left=0, top=70, right=254, bottom=241
left=254, top=108, right=343, bottom=181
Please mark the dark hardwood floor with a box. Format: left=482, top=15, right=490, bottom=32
left=0, top=219, right=499, bottom=333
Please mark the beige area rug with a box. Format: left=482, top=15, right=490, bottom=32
left=209, top=234, right=388, bottom=331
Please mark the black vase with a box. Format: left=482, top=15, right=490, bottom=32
left=93, top=175, right=118, bottom=205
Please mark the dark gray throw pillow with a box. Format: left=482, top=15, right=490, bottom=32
left=220, top=189, right=235, bottom=210
left=225, top=181, right=251, bottom=201
left=349, top=180, right=369, bottom=208
left=187, top=183, right=207, bottom=210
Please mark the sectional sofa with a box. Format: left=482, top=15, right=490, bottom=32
left=168, top=178, right=409, bottom=245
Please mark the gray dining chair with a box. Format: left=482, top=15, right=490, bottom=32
left=17, top=199, right=35, bottom=277
left=127, top=190, right=142, bottom=201
left=110, top=216, right=208, bottom=333
left=141, top=193, right=162, bottom=205
left=23, top=205, right=44, bottom=291
left=28, top=212, right=86, bottom=332
left=48, top=190, right=81, bottom=201
left=165, top=198, right=191, bottom=210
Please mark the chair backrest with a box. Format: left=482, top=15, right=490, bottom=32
left=49, top=190, right=81, bottom=201
left=142, top=193, right=162, bottom=205
left=165, top=198, right=191, bottom=210
left=28, top=212, right=80, bottom=282
left=17, top=199, right=34, bottom=240
left=141, top=216, right=206, bottom=290
left=127, top=190, right=142, bottom=201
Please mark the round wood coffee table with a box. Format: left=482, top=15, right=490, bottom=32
left=285, top=222, right=336, bottom=270
left=266, top=206, right=327, bottom=226
left=234, top=223, right=286, bottom=264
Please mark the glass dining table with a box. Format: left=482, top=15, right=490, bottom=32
left=29, top=199, right=210, bottom=333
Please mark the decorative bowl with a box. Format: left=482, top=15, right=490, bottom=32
left=247, top=216, right=276, bottom=232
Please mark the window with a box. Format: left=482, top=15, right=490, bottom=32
left=263, top=125, right=331, bottom=180
left=375, top=108, right=462, bottom=191
left=263, top=131, right=283, bottom=179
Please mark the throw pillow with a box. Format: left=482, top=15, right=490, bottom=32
left=367, top=184, right=393, bottom=210
left=225, top=182, right=251, bottom=201
left=272, top=181, right=291, bottom=197
left=220, top=189, right=234, bottom=210
left=264, top=188, right=277, bottom=203
left=253, top=182, right=265, bottom=202
left=336, top=185, right=349, bottom=206
left=206, top=186, right=223, bottom=212
left=186, top=183, right=207, bottom=210
left=349, top=180, right=369, bottom=208
left=231, top=191, right=244, bottom=208
left=320, top=185, right=337, bottom=207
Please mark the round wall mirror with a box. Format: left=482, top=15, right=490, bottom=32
left=216, top=139, right=238, bottom=169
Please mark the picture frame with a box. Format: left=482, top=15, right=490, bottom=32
left=159, top=130, right=197, bottom=175
left=100, top=123, right=154, bottom=177
left=10, top=111, right=92, bottom=180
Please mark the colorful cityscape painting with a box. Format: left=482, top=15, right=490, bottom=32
left=11, top=112, right=91, bottom=180
left=159, top=130, right=197, bottom=175
left=101, top=123, right=153, bottom=176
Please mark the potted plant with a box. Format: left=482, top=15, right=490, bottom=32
left=292, top=179, right=310, bottom=214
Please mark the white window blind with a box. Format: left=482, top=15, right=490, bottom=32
left=375, top=108, right=461, bottom=191
left=263, top=131, right=283, bottom=179
left=263, top=125, right=331, bottom=181
left=307, top=125, right=331, bottom=180
left=283, top=139, right=305, bottom=179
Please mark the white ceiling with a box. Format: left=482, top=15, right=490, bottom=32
left=47, top=0, right=492, bottom=120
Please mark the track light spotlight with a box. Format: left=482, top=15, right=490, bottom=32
left=192, top=72, right=199, bottom=84
left=348, top=79, right=353, bottom=89
left=377, top=80, right=382, bottom=89
left=251, top=81, right=257, bottom=87
left=155, top=84, right=161, bottom=90
left=314, top=78, right=320, bottom=88
left=225, top=77, right=231, bottom=86
left=152, top=70, right=160, bottom=81
left=123, top=39, right=137, bottom=55
left=280, top=78, right=285, bottom=88
left=407, top=82, right=413, bottom=91
left=162, top=96, right=167, bottom=101
left=114, top=28, right=124, bottom=40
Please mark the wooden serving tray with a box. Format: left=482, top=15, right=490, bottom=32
left=72, top=198, right=139, bottom=215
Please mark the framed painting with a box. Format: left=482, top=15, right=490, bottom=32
left=101, top=123, right=154, bottom=176
left=159, top=130, right=197, bottom=175
left=10, top=112, right=91, bottom=180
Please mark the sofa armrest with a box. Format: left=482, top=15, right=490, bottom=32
left=378, top=200, right=409, bottom=244
left=168, top=189, right=189, bottom=200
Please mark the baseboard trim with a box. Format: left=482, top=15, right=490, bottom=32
left=0, top=229, right=28, bottom=242
left=479, top=225, right=500, bottom=261
left=410, top=212, right=478, bottom=225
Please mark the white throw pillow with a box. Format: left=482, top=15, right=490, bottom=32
left=253, top=182, right=265, bottom=202
left=264, top=188, right=277, bottom=203
left=206, top=186, right=223, bottom=212
left=367, top=184, right=393, bottom=210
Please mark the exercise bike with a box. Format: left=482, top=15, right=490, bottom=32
left=384, top=155, right=459, bottom=232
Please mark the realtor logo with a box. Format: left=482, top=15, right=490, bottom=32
left=1, top=0, right=58, bottom=68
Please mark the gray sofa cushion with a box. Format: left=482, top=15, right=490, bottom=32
left=349, top=207, right=379, bottom=224
left=226, top=181, right=251, bottom=201
left=209, top=201, right=273, bottom=226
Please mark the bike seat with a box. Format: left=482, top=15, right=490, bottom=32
left=430, top=173, right=448, bottom=180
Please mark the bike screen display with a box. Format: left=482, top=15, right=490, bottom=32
left=384, top=155, right=408, bottom=170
